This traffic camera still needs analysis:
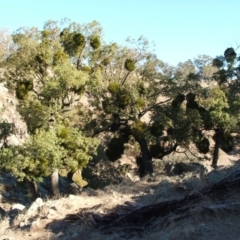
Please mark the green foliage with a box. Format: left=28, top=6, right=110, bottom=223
left=124, top=59, right=135, bottom=71
left=212, top=56, right=224, bottom=68
left=0, top=29, right=12, bottom=62
left=40, top=61, right=88, bottom=103
left=19, top=99, right=50, bottom=134
left=60, top=30, right=86, bottom=57
left=53, top=61, right=88, bottom=88
left=72, top=85, right=85, bottom=95
left=90, top=35, right=101, bottom=49
left=162, top=104, right=202, bottom=146
left=57, top=125, right=99, bottom=172
left=213, top=69, right=228, bottom=84
left=199, top=86, right=236, bottom=129
left=0, top=125, right=99, bottom=182
left=102, top=98, right=115, bottom=114
left=196, top=138, right=210, bottom=154
left=0, top=121, right=13, bottom=148
left=186, top=92, right=197, bottom=108
left=4, top=128, right=66, bottom=182
left=108, top=82, right=120, bottom=94
left=16, top=83, right=28, bottom=100
left=149, top=121, right=164, bottom=137
left=0, top=122, right=12, bottom=140
left=224, top=48, right=236, bottom=63
left=131, top=120, right=148, bottom=139
left=53, top=51, right=68, bottom=65
left=136, top=98, right=145, bottom=109
left=16, top=80, right=33, bottom=100
left=149, top=144, right=164, bottom=158
left=106, top=137, right=126, bottom=161
left=41, top=30, right=51, bottom=38
left=137, top=82, right=147, bottom=95
left=81, top=65, right=91, bottom=72
left=171, top=94, right=185, bottom=108
left=101, top=58, right=110, bottom=66
left=186, top=109, right=204, bottom=129
left=2, top=20, right=240, bottom=178
left=0, top=147, right=16, bottom=172
left=73, top=33, right=86, bottom=46
left=117, top=89, right=131, bottom=109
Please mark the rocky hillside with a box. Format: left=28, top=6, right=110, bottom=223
left=0, top=81, right=240, bottom=239
left=0, top=83, right=27, bottom=147
left=0, top=149, right=239, bottom=239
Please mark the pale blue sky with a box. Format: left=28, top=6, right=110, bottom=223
left=1, top=0, right=239, bottom=66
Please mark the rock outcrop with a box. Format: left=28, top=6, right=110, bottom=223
left=0, top=83, right=27, bottom=146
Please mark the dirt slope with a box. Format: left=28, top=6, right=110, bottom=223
left=0, top=150, right=240, bottom=240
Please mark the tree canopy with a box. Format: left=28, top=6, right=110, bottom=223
left=0, top=19, right=239, bottom=196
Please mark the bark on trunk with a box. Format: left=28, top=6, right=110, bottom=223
left=137, top=138, right=153, bottom=175
left=51, top=170, right=60, bottom=197
left=24, top=178, right=39, bottom=200
left=212, top=129, right=222, bottom=168
left=67, top=171, right=74, bottom=183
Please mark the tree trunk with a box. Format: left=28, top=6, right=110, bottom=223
left=51, top=170, right=60, bottom=197
left=67, top=171, right=74, bottom=183
left=212, top=129, right=222, bottom=168
left=137, top=138, right=153, bottom=176
left=24, top=178, right=39, bottom=200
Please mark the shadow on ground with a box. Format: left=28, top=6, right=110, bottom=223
left=45, top=160, right=240, bottom=239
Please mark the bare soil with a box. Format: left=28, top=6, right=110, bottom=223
left=0, top=146, right=240, bottom=240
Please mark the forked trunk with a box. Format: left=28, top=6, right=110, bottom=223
left=51, top=170, right=60, bottom=197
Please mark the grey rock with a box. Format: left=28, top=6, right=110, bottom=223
left=69, top=183, right=82, bottom=195
left=26, top=198, right=44, bottom=217
left=11, top=203, right=25, bottom=211
left=165, top=162, right=205, bottom=176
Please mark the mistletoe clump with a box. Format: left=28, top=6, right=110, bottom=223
left=106, top=137, right=126, bottom=161
left=108, top=82, right=120, bottom=94
left=16, top=80, right=33, bottom=100
left=124, top=59, right=135, bottom=71
left=90, top=35, right=101, bottom=49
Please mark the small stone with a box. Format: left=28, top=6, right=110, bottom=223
left=11, top=203, right=25, bottom=211
left=50, top=206, right=58, bottom=211
left=35, top=198, right=43, bottom=206
left=149, top=188, right=155, bottom=194
left=47, top=208, right=59, bottom=219
left=68, top=194, right=76, bottom=200
left=19, top=221, right=26, bottom=228
left=27, top=197, right=44, bottom=216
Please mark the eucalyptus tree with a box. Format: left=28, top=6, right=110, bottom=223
left=0, top=20, right=100, bottom=196
left=75, top=36, right=185, bottom=176
left=156, top=48, right=240, bottom=168
left=175, top=59, right=197, bottom=80
left=206, top=47, right=240, bottom=166
left=0, top=28, right=13, bottom=62
left=158, top=48, right=240, bottom=167
left=194, top=54, right=218, bottom=81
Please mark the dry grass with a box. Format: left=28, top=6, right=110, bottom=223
left=1, top=149, right=240, bottom=239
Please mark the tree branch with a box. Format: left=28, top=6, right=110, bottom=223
left=121, top=71, right=131, bottom=85
left=138, top=98, right=171, bottom=118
